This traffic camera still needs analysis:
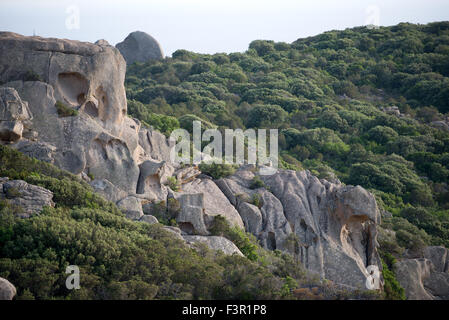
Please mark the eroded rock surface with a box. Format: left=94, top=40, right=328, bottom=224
left=0, top=32, right=175, bottom=203
left=216, top=166, right=382, bottom=288
left=0, top=87, right=33, bottom=142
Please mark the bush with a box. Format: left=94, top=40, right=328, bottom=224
left=381, top=261, right=406, bottom=300
left=198, top=162, right=236, bottom=179
left=55, top=101, right=78, bottom=117
left=249, top=176, right=265, bottom=189
left=23, top=70, right=41, bottom=82
left=166, top=176, right=180, bottom=191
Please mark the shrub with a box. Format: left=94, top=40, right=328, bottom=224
left=251, top=193, right=263, bottom=208
left=209, top=215, right=230, bottom=237
left=198, top=162, right=236, bottom=179
left=23, top=70, right=41, bottom=82
left=166, top=176, right=180, bottom=191
left=5, top=187, right=22, bottom=199
left=55, top=101, right=78, bottom=117
left=249, top=176, right=265, bottom=189
left=381, top=261, right=406, bottom=300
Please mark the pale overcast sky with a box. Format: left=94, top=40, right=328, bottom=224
left=1, top=0, right=448, bottom=56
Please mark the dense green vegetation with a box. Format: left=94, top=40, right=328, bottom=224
left=1, top=146, right=376, bottom=300
left=125, top=22, right=449, bottom=254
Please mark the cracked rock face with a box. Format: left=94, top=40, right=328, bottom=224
left=217, top=166, right=382, bottom=288
left=183, top=235, right=244, bottom=256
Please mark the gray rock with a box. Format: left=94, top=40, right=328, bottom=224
left=162, top=226, right=185, bottom=241
left=0, top=277, right=16, bottom=300
left=11, top=140, right=56, bottom=163
left=175, top=166, right=201, bottom=184
left=423, top=246, right=449, bottom=273
left=217, top=167, right=382, bottom=289
left=0, top=32, right=127, bottom=134
left=174, top=193, right=209, bottom=235
left=395, top=258, right=434, bottom=300
left=237, top=202, right=263, bottom=234
left=425, top=271, right=449, bottom=298
left=181, top=178, right=244, bottom=229
left=431, top=121, right=449, bottom=132
left=140, top=214, right=158, bottom=224
left=117, top=196, right=143, bottom=220
left=0, top=33, right=144, bottom=194
left=116, top=31, right=164, bottom=64
left=182, top=235, right=244, bottom=256
left=138, top=127, right=175, bottom=163
left=395, top=246, right=449, bottom=300
left=0, top=87, right=32, bottom=142
left=136, top=159, right=171, bottom=201
left=89, top=179, right=128, bottom=203
left=1, top=179, right=54, bottom=218
left=95, top=39, right=110, bottom=46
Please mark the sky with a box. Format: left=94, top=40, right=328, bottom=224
left=0, top=0, right=448, bottom=56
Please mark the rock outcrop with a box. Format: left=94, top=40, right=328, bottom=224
left=395, top=246, right=449, bottom=300
left=181, top=178, right=244, bottom=229
left=183, top=235, right=244, bottom=256
left=0, top=178, right=54, bottom=218
left=117, top=196, right=145, bottom=220
left=0, top=87, right=33, bottom=142
left=116, top=31, right=164, bottom=64
left=0, top=277, right=16, bottom=300
left=217, top=166, right=382, bottom=288
left=0, top=32, right=175, bottom=205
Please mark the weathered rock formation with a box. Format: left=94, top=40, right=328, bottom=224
left=0, top=31, right=174, bottom=200
left=0, top=177, right=54, bottom=218
left=217, top=166, right=382, bottom=288
left=0, top=277, right=16, bottom=300
left=116, top=31, right=164, bottom=64
left=395, top=246, right=449, bottom=300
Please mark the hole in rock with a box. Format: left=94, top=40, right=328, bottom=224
left=267, top=232, right=276, bottom=250
left=57, top=72, right=88, bottom=106
left=84, top=101, right=99, bottom=118
left=77, top=93, right=86, bottom=105
left=179, top=222, right=194, bottom=234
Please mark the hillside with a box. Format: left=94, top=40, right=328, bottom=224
left=0, top=22, right=448, bottom=301
left=125, top=22, right=449, bottom=250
